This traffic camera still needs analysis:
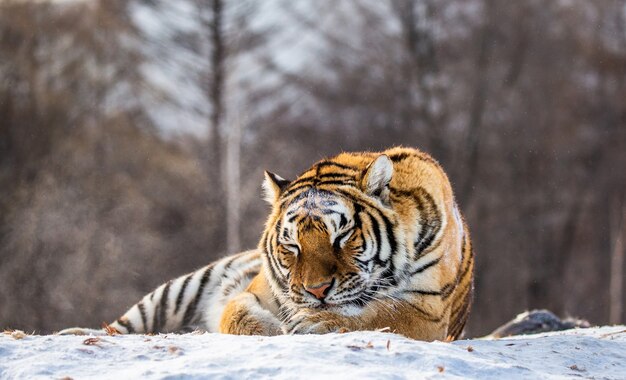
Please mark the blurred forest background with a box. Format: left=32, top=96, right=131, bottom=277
left=1, top=0, right=625, bottom=336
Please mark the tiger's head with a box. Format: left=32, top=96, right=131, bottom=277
left=259, top=155, right=403, bottom=313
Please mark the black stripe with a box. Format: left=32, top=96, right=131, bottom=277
left=404, top=281, right=456, bottom=298
left=440, top=282, right=457, bottom=300
left=182, top=265, right=214, bottom=327
left=315, top=160, right=359, bottom=171
left=174, top=274, right=194, bottom=314
left=388, top=152, right=415, bottom=162
left=281, top=183, right=312, bottom=200
left=288, top=176, right=315, bottom=187
left=354, top=256, right=369, bottom=265
left=222, top=269, right=259, bottom=296
left=222, top=255, right=236, bottom=272
left=451, top=282, right=473, bottom=316
left=267, top=249, right=288, bottom=288
left=457, top=250, right=474, bottom=283
left=450, top=285, right=473, bottom=338
left=339, top=214, right=348, bottom=229
left=117, top=318, right=135, bottom=334
left=377, top=208, right=398, bottom=269
left=405, top=289, right=442, bottom=296
left=318, top=179, right=357, bottom=187
left=333, top=227, right=354, bottom=250
left=137, top=302, right=148, bottom=332
left=317, top=173, right=355, bottom=181
left=368, top=212, right=382, bottom=264
left=289, top=173, right=355, bottom=187
left=410, top=256, right=442, bottom=276
left=155, top=281, right=171, bottom=332
left=152, top=302, right=160, bottom=333
left=264, top=224, right=288, bottom=289
left=320, top=208, right=341, bottom=215
left=262, top=231, right=271, bottom=256
left=389, top=151, right=439, bottom=167
left=404, top=302, right=443, bottom=322
left=391, top=187, right=441, bottom=258
left=450, top=308, right=469, bottom=339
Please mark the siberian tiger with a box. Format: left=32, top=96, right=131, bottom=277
left=59, top=147, right=474, bottom=341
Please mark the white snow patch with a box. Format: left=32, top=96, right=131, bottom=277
left=1, top=326, right=624, bottom=379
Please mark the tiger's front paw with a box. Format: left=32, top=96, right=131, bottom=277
left=284, top=310, right=351, bottom=335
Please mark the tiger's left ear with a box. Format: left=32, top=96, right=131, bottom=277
left=262, top=171, right=291, bottom=204
left=361, top=155, right=393, bottom=203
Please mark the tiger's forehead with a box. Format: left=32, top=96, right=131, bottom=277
left=282, top=189, right=353, bottom=233
left=285, top=189, right=347, bottom=216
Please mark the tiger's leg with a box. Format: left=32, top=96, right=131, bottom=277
left=57, top=263, right=216, bottom=335
left=58, top=251, right=261, bottom=335
left=219, top=274, right=282, bottom=336
left=219, top=293, right=282, bottom=335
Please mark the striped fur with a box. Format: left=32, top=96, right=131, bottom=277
left=58, top=250, right=263, bottom=335
left=59, top=147, right=474, bottom=341
left=257, top=147, right=474, bottom=340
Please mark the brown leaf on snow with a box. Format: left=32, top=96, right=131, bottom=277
left=569, top=364, right=586, bottom=372
left=83, top=337, right=101, bottom=346
left=437, top=366, right=445, bottom=373
left=168, top=346, right=182, bottom=355
left=101, top=322, right=120, bottom=336
left=466, top=346, right=474, bottom=352
left=347, top=341, right=375, bottom=351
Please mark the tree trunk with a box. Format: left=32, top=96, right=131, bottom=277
left=225, top=99, right=242, bottom=253
left=609, top=196, right=625, bottom=324
left=210, top=0, right=225, bottom=169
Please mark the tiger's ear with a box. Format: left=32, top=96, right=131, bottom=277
left=262, top=171, right=291, bottom=204
left=361, top=155, right=393, bottom=202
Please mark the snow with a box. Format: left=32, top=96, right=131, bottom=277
left=1, top=326, right=624, bottom=379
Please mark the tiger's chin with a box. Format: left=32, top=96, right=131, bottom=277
left=310, top=302, right=342, bottom=311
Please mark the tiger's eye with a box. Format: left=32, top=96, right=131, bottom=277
left=281, top=244, right=299, bottom=255
left=333, top=229, right=354, bottom=249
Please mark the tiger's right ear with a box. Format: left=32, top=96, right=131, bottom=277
left=262, top=171, right=291, bottom=204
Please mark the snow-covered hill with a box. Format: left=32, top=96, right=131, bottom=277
left=1, top=326, right=624, bottom=379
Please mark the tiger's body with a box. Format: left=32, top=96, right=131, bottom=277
left=60, top=147, right=474, bottom=341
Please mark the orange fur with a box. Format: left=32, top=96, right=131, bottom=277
left=220, top=147, right=474, bottom=340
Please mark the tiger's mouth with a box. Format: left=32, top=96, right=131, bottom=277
left=294, top=288, right=371, bottom=310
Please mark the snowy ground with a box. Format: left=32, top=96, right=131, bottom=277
left=1, top=326, right=625, bottom=379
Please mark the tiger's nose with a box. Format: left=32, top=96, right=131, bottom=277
left=304, top=280, right=333, bottom=300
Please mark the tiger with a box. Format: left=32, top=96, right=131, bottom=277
left=59, top=147, right=474, bottom=341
